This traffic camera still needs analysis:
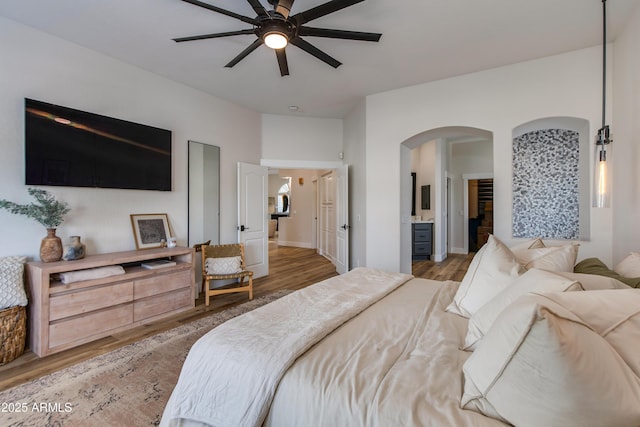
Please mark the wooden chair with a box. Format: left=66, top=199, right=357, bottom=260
left=193, top=240, right=211, bottom=294
left=201, top=243, right=253, bottom=306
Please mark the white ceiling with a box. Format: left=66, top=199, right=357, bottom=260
left=1, top=0, right=638, bottom=118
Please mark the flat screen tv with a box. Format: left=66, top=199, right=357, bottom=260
left=25, top=98, right=172, bottom=191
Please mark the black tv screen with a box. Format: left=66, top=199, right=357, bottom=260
left=25, top=98, right=172, bottom=191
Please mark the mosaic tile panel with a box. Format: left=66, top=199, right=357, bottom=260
left=512, top=129, right=579, bottom=239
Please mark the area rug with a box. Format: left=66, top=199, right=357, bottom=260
left=0, top=290, right=291, bottom=427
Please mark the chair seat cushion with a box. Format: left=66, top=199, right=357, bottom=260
left=206, top=256, right=242, bottom=275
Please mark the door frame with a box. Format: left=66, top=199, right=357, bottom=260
left=463, top=173, right=493, bottom=254
left=260, top=159, right=346, bottom=271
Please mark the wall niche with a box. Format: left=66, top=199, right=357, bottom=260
left=512, top=117, right=590, bottom=240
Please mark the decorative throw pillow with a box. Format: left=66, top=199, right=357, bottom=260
left=446, top=234, right=524, bottom=318
left=574, top=258, right=640, bottom=288
left=512, top=243, right=579, bottom=272
left=205, top=256, right=242, bottom=275
left=0, top=256, right=28, bottom=310
left=461, top=290, right=640, bottom=427
left=463, top=268, right=582, bottom=350
left=614, top=252, right=640, bottom=278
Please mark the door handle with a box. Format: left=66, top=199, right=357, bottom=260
left=341, top=224, right=351, bottom=230
left=238, top=225, right=250, bottom=231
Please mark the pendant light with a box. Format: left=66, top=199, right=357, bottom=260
left=593, top=0, right=612, bottom=208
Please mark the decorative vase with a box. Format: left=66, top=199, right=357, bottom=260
left=40, top=228, right=63, bottom=262
left=63, top=235, right=86, bottom=261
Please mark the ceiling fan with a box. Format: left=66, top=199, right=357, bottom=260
left=173, top=0, right=382, bottom=76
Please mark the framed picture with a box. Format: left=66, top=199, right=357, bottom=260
left=130, top=213, right=172, bottom=250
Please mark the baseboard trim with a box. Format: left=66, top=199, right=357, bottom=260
left=450, top=247, right=467, bottom=255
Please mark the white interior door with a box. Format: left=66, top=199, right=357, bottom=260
left=335, top=165, right=350, bottom=274
left=238, top=162, right=268, bottom=278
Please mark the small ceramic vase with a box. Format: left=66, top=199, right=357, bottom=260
left=63, top=235, right=86, bottom=261
left=40, top=228, right=63, bottom=262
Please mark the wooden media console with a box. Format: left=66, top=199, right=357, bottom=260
left=26, top=247, right=195, bottom=357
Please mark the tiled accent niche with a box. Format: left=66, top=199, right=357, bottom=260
left=512, top=128, right=580, bottom=239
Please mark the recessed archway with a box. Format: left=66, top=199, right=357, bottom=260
left=399, top=126, right=493, bottom=274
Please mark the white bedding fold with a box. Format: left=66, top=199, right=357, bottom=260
left=161, top=267, right=413, bottom=427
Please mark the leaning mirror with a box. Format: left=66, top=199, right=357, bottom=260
left=188, top=141, right=220, bottom=247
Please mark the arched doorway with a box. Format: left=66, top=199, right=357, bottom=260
left=399, top=126, right=493, bottom=274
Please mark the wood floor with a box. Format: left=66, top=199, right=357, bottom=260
left=0, top=243, right=472, bottom=391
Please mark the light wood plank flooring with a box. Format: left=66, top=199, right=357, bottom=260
left=0, top=244, right=471, bottom=391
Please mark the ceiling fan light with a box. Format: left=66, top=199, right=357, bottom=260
left=264, top=32, right=288, bottom=49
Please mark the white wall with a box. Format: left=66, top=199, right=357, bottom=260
left=0, top=17, right=261, bottom=259
left=411, top=141, right=436, bottom=220
left=276, top=169, right=317, bottom=248
left=365, top=46, right=612, bottom=272
left=613, top=2, right=640, bottom=265
left=449, top=140, right=493, bottom=252
left=261, top=114, right=343, bottom=164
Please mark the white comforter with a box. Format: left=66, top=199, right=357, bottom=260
left=264, top=277, right=507, bottom=427
left=161, top=268, right=412, bottom=427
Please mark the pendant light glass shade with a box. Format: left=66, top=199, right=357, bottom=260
left=593, top=126, right=611, bottom=208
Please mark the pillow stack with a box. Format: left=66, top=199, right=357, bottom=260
left=446, top=235, right=582, bottom=319
left=448, top=235, right=640, bottom=426
left=462, top=290, right=640, bottom=427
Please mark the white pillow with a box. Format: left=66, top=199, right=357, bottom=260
left=509, top=238, right=545, bottom=252
left=446, top=234, right=524, bottom=318
left=463, top=268, right=582, bottom=350
left=0, top=256, right=28, bottom=310
left=462, top=290, right=640, bottom=427
left=614, top=252, right=640, bottom=278
left=205, top=256, right=242, bottom=275
left=512, top=243, right=579, bottom=272
left=555, top=271, right=630, bottom=290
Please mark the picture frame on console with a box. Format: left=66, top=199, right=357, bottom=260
left=130, top=213, right=172, bottom=250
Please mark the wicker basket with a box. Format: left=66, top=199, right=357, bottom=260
left=0, top=305, right=27, bottom=365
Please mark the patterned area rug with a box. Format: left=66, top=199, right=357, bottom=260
left=0, top=290, right=291, bottom=426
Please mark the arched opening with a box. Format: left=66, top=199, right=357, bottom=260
left=399, top=126, right=493, bottom=274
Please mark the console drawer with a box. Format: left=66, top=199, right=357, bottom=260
left=134, top=287, right=192, bottom=322
left=49, top=281, right=133, bottom=321
left=134, top=270, right=191, bottom=299
left=49, top=303, right=133, bottom=348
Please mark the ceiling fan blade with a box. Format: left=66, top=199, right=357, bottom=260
left=292, top=0, right=364, bottom=25
left=179, top=0, right=258, bottom=25
left=275, top=0, right=295, bottom=19
left=275, top=48, right=290, bottom=76
left=173, top=29, right=255, bottom=43
left=246, top=0, right=269, bottom=17
left=225, top=38, right=264, bottom=68
left=290, top=37, right=341, bottom=68
left=298, top=26, right=381, bottom=42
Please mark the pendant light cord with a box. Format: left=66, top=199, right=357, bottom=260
left=602, top=0, right=607, bottom=129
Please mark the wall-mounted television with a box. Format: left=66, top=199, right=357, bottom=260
left=25, top=98, right=172, bottom=191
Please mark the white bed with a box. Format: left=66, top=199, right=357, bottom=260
left=161, top=269, right=506, bottom=427
left=162, top=236, right=640, bottom=427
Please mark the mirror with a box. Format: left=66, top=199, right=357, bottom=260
left=188, top=141, right=220, bottom=247
left=268, top=175, right=291, bottom=215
